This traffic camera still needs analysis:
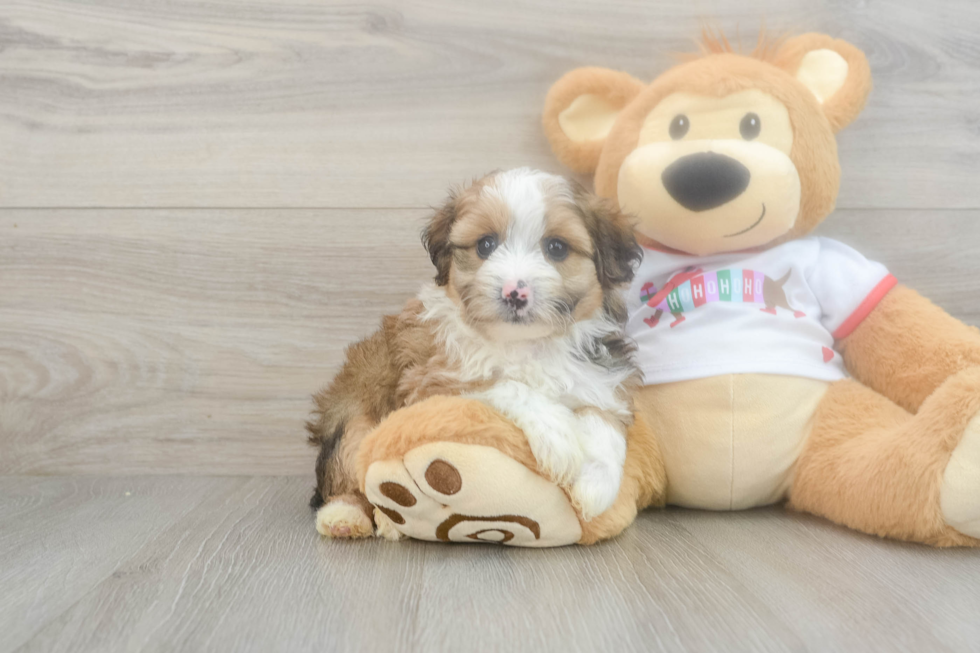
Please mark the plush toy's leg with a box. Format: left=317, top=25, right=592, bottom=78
left=789, top=367, right=980, bottom=546
left=356, top=396, right=665, bottom=546
left=358, top=396, right=581, bottom=546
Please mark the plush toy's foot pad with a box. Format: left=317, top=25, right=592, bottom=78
left=364, top=442, right=582, bottom=547
left=942, top=412, right=980, bottom=539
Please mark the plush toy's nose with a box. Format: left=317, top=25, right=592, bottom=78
left=661, top=152, right=751, bottom=212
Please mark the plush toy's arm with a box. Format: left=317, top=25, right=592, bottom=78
left=838, top=284, right=980, bottom=413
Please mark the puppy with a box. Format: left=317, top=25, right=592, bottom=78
left=307, top=168, right=642, bottom=539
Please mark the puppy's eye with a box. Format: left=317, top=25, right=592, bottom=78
left=476, top=234, right=497, bottom=259
left=740, top=113, right=761, bottom=140
left=545, top=238, right=569, bottom=262
left=669, top=115, right=689, bottom=140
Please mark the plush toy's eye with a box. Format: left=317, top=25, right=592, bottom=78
left=740, top=113, right=761, bottom=140
left=544, top=238, right=569, bottom=262
left=669, top=115, right=690, bottom=140
left=477, top=234, right=498, bottom=259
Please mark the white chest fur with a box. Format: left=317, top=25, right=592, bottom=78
left=418, top=285, right=633, bottom=419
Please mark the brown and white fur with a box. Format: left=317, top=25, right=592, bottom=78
left=307, top=168, right=642, bottom=539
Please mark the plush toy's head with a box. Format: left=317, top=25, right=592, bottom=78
left=543, top=33, right=872, bottom=256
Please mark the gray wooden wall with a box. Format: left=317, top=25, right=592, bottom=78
left=2, top=0, right=979, bottom=476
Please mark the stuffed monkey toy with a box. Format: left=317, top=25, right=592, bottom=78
left=540, top=32, right=980, bottom=546
left=350, top=32, right=979, bottom=547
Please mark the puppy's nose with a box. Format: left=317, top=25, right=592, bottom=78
left=661, top=152, right=751, bottom=212
left=501, top=280, right=532, bottom=308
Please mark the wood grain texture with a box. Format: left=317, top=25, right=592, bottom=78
left=0, top=208, right=432, bottom=474
left=2, top=1, right=979, bottom=650
left=0, top=476, right=232, bottom=652
left=676, top=509, right=980, bottom=653
left=1, top=0, right=979, bottom=208
left=2, top=208, right=979, bottom=475
left=409, top=516, right=803, bottom=653
left=3, top=476, right=978, bottom=653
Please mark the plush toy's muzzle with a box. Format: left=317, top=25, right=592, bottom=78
left=618, top=136, right=802, bottom=255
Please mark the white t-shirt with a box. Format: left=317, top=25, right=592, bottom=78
left=626, top=237, right=896, bottom=385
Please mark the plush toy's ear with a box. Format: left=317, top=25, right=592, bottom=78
left=774, top=34, right=872, bottom=132
left=543, top=67, right=645, bottom=174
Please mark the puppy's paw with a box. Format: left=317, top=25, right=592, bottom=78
left=570, top=462, right=622, bottom=522
left=470, top=381, right=582, bottom=486
left=525, top=429, right=583, bottom=487
left=315, top=499, right=373, bottom=539
left=373, top=507, right=406, bottom=541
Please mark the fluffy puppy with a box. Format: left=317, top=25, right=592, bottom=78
left=308, top=168, right=642, bottom=539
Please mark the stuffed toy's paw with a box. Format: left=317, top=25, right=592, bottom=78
left=942, top=411, right=980, bottom=539
left=356, top=395, right=667, bottom=547
left=357, top=396, right=583, bottom=547
left=364, top=441, right=582, bottom=546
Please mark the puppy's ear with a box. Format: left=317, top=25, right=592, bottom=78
left=576, top=187, right=641, bottom=289
left=421, top=191, right=459, bottom=286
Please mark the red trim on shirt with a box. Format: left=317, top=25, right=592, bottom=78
left=832, top=274, right=898, bottom=340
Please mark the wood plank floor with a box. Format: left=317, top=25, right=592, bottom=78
left=3, top=476, right=980, bottom=653
left=4, top=208, right=980, bottom=476
left=1, top=0, right=979, bottom=209
left=2, top=0, right=980, bottom=650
